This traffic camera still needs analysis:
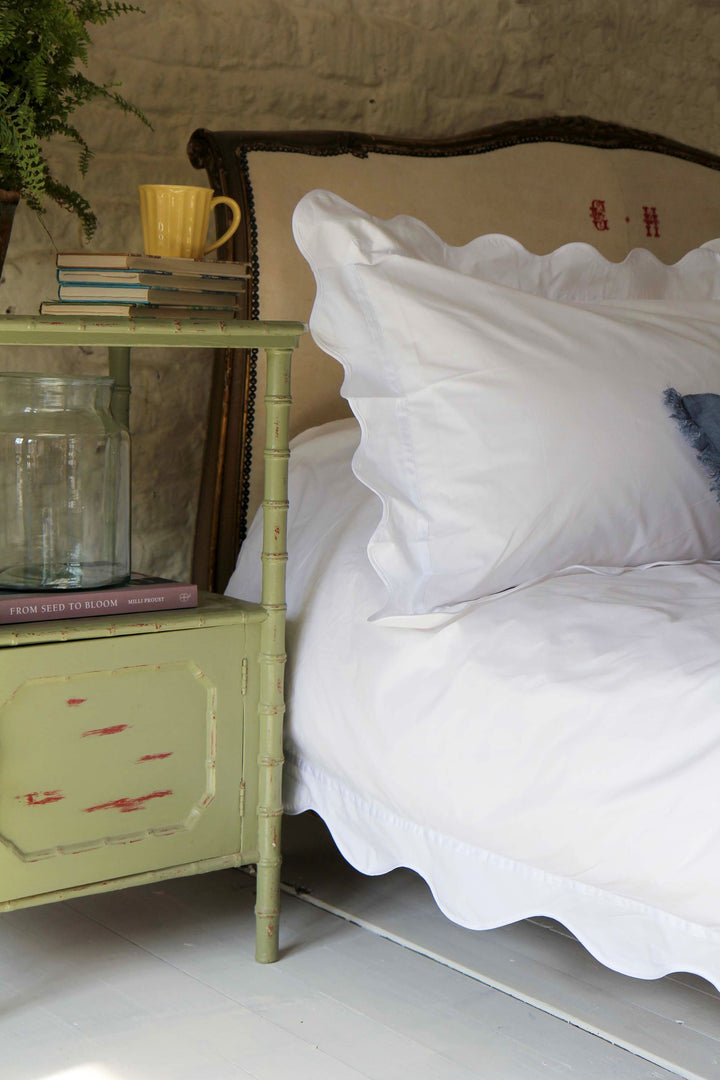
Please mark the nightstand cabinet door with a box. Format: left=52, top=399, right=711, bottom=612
left=0, top=612, right=261, bottom=905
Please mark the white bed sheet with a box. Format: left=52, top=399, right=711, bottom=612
left=227, top=418, right=720, bottom=988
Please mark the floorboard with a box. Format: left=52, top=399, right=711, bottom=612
left=0, top=854, right=678, bottom=1080
left=280, top=811, right=720, bottom=1080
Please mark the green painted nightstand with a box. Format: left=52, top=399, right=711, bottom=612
left=0, top=315, right=304, bottom=963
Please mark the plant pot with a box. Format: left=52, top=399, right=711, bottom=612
left=0, top=190, right=20, bottom=281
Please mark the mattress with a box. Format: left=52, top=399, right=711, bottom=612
left=227, top=418, right=720, bottom=988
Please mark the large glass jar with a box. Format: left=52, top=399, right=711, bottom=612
left=0, top=373, right=130, bottom=590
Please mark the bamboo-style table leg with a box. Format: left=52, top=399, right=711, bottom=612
left=255, top=347, right=291, bottom=963
left=107, top=345, right=131, bottom=428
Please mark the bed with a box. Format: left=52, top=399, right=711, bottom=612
left=187, top=116, right=720, bottom=986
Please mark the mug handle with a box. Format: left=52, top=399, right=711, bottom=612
left=204, top=195, right=242, bottom=255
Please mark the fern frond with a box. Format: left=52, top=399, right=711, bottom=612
left=1, top=101, right=45, bottom=205
left=43, top=175, right=97, bottom=237
left=105, top=88, right=153, bottom=127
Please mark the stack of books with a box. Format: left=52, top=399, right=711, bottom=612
left=40, top=252, right=248, bottom=319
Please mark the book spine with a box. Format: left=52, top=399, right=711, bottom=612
left=55, top=253, right=248, bottom=277
left=0, top=584, right=198, bottom=625
left=56, top=270, right=247, bottom=290
left=57, top=285, right=240, bottom=305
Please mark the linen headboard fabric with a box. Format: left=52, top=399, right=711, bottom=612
left=186, top=116, right=720, bottom=592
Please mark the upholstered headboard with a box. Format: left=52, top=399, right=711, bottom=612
left=187, top=115, right=720, bottom=591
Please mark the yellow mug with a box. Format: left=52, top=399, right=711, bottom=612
left=138, top=184, right=241, bottom=259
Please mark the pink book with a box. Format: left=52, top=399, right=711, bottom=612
left=0, top=574, right=198, bottom=625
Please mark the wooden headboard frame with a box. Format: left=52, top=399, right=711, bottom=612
left=186, top=115, right=720, bottom=592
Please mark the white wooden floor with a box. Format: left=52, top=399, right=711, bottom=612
left=0, top=812, right=717, bottom=1080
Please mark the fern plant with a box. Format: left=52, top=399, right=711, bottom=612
left=0, top=0, right=150, bottom=238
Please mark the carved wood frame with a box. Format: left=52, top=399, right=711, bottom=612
left=187, top=115, right=720, bottom=592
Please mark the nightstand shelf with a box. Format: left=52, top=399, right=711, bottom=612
left=0, top=315, right=304, bottom=963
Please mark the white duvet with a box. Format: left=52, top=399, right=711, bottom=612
left=227, top=418, right=720, bottom=988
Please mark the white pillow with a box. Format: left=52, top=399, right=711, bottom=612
left=293, top=190, right=720, bottom=621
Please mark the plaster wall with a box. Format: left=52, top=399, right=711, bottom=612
left=2, top=0, right=719, bottom=581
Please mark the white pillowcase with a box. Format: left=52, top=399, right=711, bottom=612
left=293, top=190, right=720, bottom=621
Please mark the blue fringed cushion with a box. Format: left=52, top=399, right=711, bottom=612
left=665, top=388, right=720, bottom=499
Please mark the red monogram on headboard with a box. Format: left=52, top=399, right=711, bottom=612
left=589, top=199, right=610, bottom=231
left=589, top=201, right=661, bottom=237
left=643, top=206, right=661, bottom=238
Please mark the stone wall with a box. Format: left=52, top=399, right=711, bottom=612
left=3, top=0, right=719, bottom=581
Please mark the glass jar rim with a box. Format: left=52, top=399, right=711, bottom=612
left=0, top=371, right=115, bottom=386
